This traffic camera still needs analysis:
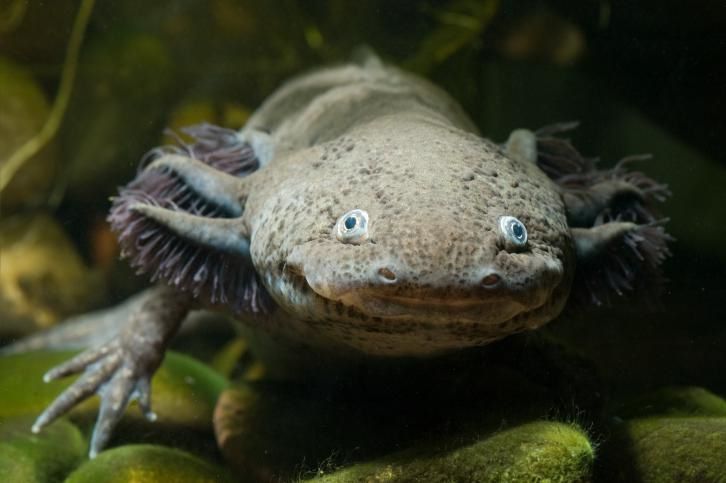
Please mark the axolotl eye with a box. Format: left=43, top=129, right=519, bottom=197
left=335, top=209, right=369, bottom=244
left=499, top=215, right=528, bottom=250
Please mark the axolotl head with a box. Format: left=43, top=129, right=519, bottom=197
left=247, top=115, right=574, bottom=356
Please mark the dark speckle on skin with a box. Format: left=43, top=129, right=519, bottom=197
left=238, top=60, right=573, bottom=359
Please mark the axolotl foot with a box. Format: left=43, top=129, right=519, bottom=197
left=32, top=286, right=189, bottom=458
left=33, top=339, right=158, bottom=457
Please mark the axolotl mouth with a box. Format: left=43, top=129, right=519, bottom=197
left=281, top=251, right=565, bottom=326
left=334, top=291, right=527, bottom=322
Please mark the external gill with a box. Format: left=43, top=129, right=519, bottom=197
left=108, top=123, right=272, bottom=313
left=529, top=123, right=673, bottom=306
left=30, top=123, right=272, bottom=462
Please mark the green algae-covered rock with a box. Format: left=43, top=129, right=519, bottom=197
left=598, top=386, right=726, bottom=481
left=0, top=350, right=226, bottom=455
left=64, top=444, right=233, bottom=483
left=214, top=334, right=602, bottom=481
left=215, top=377, right=595, bottom=482
left=312, top=421, right=593, bottom=482
left=147, top=351, right=228, bottom=430
left=601, top=416, right=726, bottom=483
left=615, top=386, right=726, bottom=419
left=0, top=351, right=99, bottom=419
left=0, top=417, right=84, bottom=482
left=214, top=366, right=549, bottom=479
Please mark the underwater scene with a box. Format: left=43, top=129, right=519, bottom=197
left=1, top=1, right=725, bottom=481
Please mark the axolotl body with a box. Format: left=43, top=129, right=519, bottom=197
left=28, top=56, right=671, bottom=457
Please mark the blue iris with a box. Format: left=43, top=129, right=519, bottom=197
left=344, top=216, right=357, bottom=230
left=512, top=221, right=524, bottom=240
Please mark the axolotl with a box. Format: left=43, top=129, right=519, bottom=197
left=28, top=56, right=671, bottom=458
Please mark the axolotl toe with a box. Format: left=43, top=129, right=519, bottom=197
left=29, top=55, right=671, bottom=457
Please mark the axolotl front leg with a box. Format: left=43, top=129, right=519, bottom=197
left=33, top=124, right=265, bottom=458
left=32, top=285, right=190, bottom=457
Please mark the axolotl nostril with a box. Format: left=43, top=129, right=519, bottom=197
left=27, top=54, right=672, bottom=457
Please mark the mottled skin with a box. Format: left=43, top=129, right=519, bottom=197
left=235, top=61, right=572, bottom=358
left=22, top=57, right=668, bottom=457
left=247, top=124, right=570, bottom=357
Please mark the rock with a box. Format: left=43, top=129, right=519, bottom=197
left=0, top=351, right=91, bottom=420
left=148, top=351, right=228, bottom=431
left=0, top=350, right=227, bottom=455
left=0, top=56, right=58, bottom=212
left=312, top=421, right=594, bottom=482
left=216, top=381, right=596, bottom=482
left=0, top=214, right=103, bottom=339
left=598, top=386, right=726, bottom=481
left=0, top=417, right=84, bottom=482
left=64, top=444, right=233, bottom=483
left=600, top=417, right=726, bottom=482
left=214, top=334, right=602, bottom=480
left=615, top=386, right=726, bottom=419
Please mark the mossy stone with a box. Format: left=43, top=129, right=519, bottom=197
left=600, top=416, right=726, bottom=482
left=0, top=214, right=104, bottom=339
left=150, top=351, right=229, bottom=430
left=0, top=351, right=93, bottom=419
left=0, top=417, right=85, bottom=482
left=64, top=444, right=233, bottom=483
left=213, top=366, right=546, bottom=479
left=0, top=350, right=226, bottom=453
left=215, top=334, right=602, bottom=480
left=215, top=379, right=595, bottom=482
left=615, top=386, right=726, bottom=419
left=312, top=421, right=594, bottom=482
